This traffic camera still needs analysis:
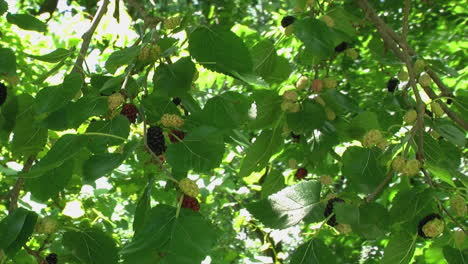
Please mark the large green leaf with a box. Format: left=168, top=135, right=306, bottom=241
left=341, top=147, right=386, bottom=193
left=141, top=94, right=180, bottom=123
left=0, top=0, right=7, bottom=15
left=287, top=99, right=326, bottom=133
left=247, top=90, right=283, bottom=129
left=238, top=128, right=283, bottom=178
left=251, top=40, right=291, bottom=84
left=433, top=120, right=466, bottom=147
left=85, top=115, right=130, bottom=153
left=122, top=205, right=217, bottom=264
left=26, top=159, right=74, bottom=202
left=246, top=181, right=322, bottom=229
left=6, top=13, right=47, bottom=32
left=188, top=25, right=253, bottom=76
left=381, top=232, right=417, bottom=264
left=201, top=92, right=251, bottom=129
left=389, top=189, right=435, bottom=232
left=0, top=208, right=37, bottom=257
left=443, top=246, right=468, bottom=264
left=0, top=48, right=16, bottom=76
left=133, top=178, right=154, bottom=236
left=34, top=72, right=84, bottom=115
left=27, top=48, right=74, bottom=63
left=63, top=228, right=119, bottom=264
left=290, top=239, right=336, bottom=264
left=11, top=94, right=48, bottom=157
left=166, top=126, right=225, bottom=172
left=261, top=169, right=286, bottom=199
left=105, top=46, right=140, bottom=74
left=153, top=57, right=196, bottom=97
left=26, top=134, right=88, bottom=178
left=293, top=18, right=338, bottom=59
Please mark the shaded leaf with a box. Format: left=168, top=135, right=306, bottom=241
left=6, top=13, right=47, bottom=32
left=63, top=228, right=118, bottom=264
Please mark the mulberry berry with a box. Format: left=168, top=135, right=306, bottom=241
left=312, top=79, right=323, bottom=93
left=324, top=197, right=345, bottom=226
left=414, top=59, right=426, bottom=73
left=120, top=103, right=139, bottom=123
left=418, top=213, right=444, bottom=238
left=450, top=195, right=467, bottom=217
left=404, top=109, right=417, bottom=125
left=296, top=76, right=309, bottom=90
left=281, top=16, right=295, bottom=28
left=290, top=132, right=300, bottom=143
left=345, top=48, right=358, bottom=60
left=160, top=113, right=184, bottom=128
left=163, top=16, right=181, bottom=30
left=334, top=42, right=348, bottom=53
left=325, top=107, right=336, bottom=121
left=295, top=168, right=308, bottom=180
left=107, top=93, right=125, bottom=112
left=172, top=97, right=182, bottom=106
left=430, top=101, right=444, bottom=118
left=392, top=156, right=406, bottom=172
left=46, top=253, right=58, bottom=264
left=398, top=71, right=409, bottom=81
left=418, top=73, right=431, bottom=87
left=181, top=195, right=200, bottom=211
left=0, top=82, right=7, bottom=106
left=36, top=216, right=58, bottom=234
left=387, top=78, right=400, bottom=93
left=362, top=129, right=383, bottom=148
left=179, top=178, right=199, bottom=197
left=147, top=126, right=166, bottom=155
left=402, top=159, right=421, bottom=176
left=323, top=78, right=337, bottom=89
left=169, top=129, right=186, bottom=143
left=319, top=175, right=333, bottom=185
left=282, top=90, right=298, bottom=101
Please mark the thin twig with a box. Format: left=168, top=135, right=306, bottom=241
left=366, top=170, right=395, bottom=203
left=402, top=0, right=410, bottom=39
left=126, top=0, right=161, bottom=26
left=9, top=156, right=35, bottom=213
left=72, top=0, right=110, bottom=74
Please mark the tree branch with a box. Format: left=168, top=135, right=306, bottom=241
left=402, top=0, right=410, bottom=39
left=9, top=156, right=35, bottom=213
left=126, top=0, right=161, bottom=26
left=72, top=0, right=110, bottom=74
left=366, top=170, right=394, bottom=203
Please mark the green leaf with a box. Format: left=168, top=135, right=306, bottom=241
left=381, top=233, right=417, bottom=264
left=327, top=7, right=360, bottom=37
left=68, top=95, right=108, bottom=128
left=105, top=46, right=140, bottom=74
left=423, top=133, right=461, bottom=186
left=261, top=169, right=286, bottom=199
left=85, top=115, right=130, bottom=153
left=247, top=90, right=282, bottom=129
left=82, top=153, right=124, bottom=182
left=188, top=25, right=253, bottom=76
left=238, top=128, right=283, bottom=178
left=345, top=111, right=380, bottom=140
left=141, top=94, right=180, bottom=123
left=11, top=94, right=48, bottom=157
left=153, top=57, right=196, bottom=97
left=389, top=189, right=435, bottom=231
left=443, top=246, right=468, bottom=264
left=34, top=72, right=84, bottom=115
left=133, top=179, right=154, bottom=236
left=122, top=205, right=217, bottom=264
left=0, top=48, right=16, bottom=76
left=246, top=181, right=322, bottom=229
left=0, top=208, right=37, bottom=257
left=334, top=203, right=360, bottom=226
left=26, top=159, right=74, bottom=202
left=27, top=48, right=74, bottom=63
left=352, top=203, right=389, bottom=239
left=341, top=147, right=386, bottom=193
left=293, top=18, right=337, bottom=59
left=166, top=126, right=225, bottom=172
left=63, top=228, right=119, bottom=264
left=26, top=134, right=88, bottom=178
left=433, top=120, right=466, bottom=147
left=202, top=92, right=251, bottom=129
left=6, top=13, right=47, bottom=32
left=290, top=239, right=336, bottom=264
left=287, top=99, right=326, bottom=133
left=251, top=40, right=291, bottom=84
left=0, top=0, right=7, bottom=15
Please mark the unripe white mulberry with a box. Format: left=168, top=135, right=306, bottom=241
left=336, top=223, right=352, bottom=234
left=398, top=71, right=409, bottom=81
left=296, top=76, right=309, bottom=90
left=402, top=159, right=420, bottom=176
left=422, top=218, right=444, bottom=238
left=325, top=107, right=336, bottom=121
left=179, top=178, right=199, bottom=197
left=319, top=175, right=333, bottom=185
left=404, top=109, right=417, bottom=125
left=414, top=59, right=426, bottom=73
left=362, top=129, right=383, bottom=148
left=163, top=16, right=181, bottom=30
left=107, top=93, right=125, bottom=112
left=392, top=156, right=406, bottom=172
left=430, top=101, right=444, bottom=117
left=323, top=78, right=337, bottom=89
left=283, top=90, right=298, bottom=101
left=418, top=73, right=431, bottom=87
left=314, top=96, right=326, bottom=106
left=345, top=48, right=358, bottom=60
left=450, top=195, right=467, bottom=217
left=160, top=113, right=184, bottom=128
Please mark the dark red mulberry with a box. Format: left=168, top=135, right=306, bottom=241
left=169, top=130, right=186, bottom=143
left=0, top=82, right=7, bottom=106
left=323, top=197, right=345, bottom=226
left=387, top=78, right=400, bottom=93
left=281, top=16, right=296, bottom=28
left=147, top=126, right=166, bottom=155
left=295, top=168, right=308, bottom=180
left=120, top=103, right=139, bottom=123
left=290, top=132, right=301, bottom=143
left=181, top=195, right=200, bottom=211
left=46, top=253, right=58, bottom=264
left=334, top=42, right=348, bottom=53
left=446, top=98, right=452, bottom=105
left=172, top=97, right=182, bottom=106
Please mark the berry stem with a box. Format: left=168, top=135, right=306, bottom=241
left=366, top=170, right=395, bottom=203
left=175, top=195, right=183, bottom=218
left=82, top=132, right=127, bottom=141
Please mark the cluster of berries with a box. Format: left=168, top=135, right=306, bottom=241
left=391, top=156, right=421, bottom=177
left=362, top=129, right=389, bottom=150
left=179, top=178, right=200, bottom=211
left=418, top=214, right=444, bottom=238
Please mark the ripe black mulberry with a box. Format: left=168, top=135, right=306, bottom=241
left=120, top=103, right=139, bottom=123
left=334, top=42, right=348, bottom=53
left=46, top=253, right=58, bottom=264
left=323, top=197, right=345, bottom=226
left=281, top=16, right=296, bottom=28
left=387, top=78, right=400, bottom=93
left=147, top=126, right=166, bottom=155
left=290, top=132, right=300, bottom=143
left=0, top=82, right=7, bottom=106
left=172, top=97, right=182, bottom=106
